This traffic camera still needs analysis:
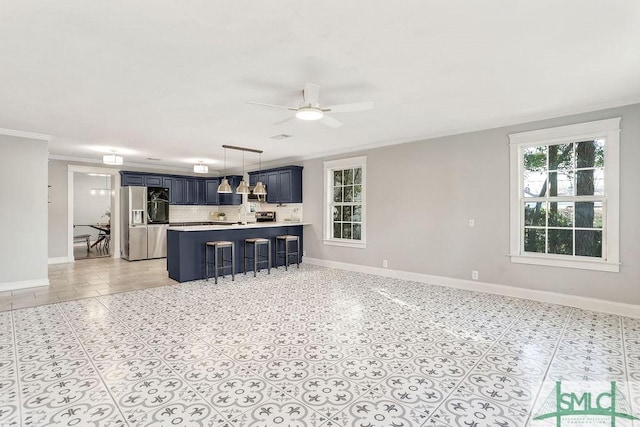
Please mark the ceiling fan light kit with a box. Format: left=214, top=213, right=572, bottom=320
left=248, top=82, right=373, bottom=128
left=296, top=107, right=324, bottom=121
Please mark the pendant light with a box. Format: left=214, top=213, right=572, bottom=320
left=236, top=150, right=250, bottom=194
left=253, top=152, right=267, bottom=195
left=217, top=148, right=232, bottom=193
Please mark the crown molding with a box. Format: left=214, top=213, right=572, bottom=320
left=0, top=128, right=51, bottom=141
left=48, top=154, right=221, bottom=175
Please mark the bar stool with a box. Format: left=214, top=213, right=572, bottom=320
left=205, top=241, right=235, bottom=284
left=244, top=238, right=271, bottom=277
left=275, top=235, right=300, bottom=271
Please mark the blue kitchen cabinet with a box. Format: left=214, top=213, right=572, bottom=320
left=266, top=172, right=279, bottom=203
left=120, top=171, right=242, bottom=205
left=249, top=173, right=266, bottom=186
left=194, top=179, right=206, bottom=205
left=163, top=176, right=187, bottom=205
left=120, top=172, right=164, bottom=187
left=121, top=173, right=145, bottom=186
left=145, top=175, right=163, bottom=187
left=248, top=166, right=302, bottom=204
left=205, top=178, right=220, bottom=205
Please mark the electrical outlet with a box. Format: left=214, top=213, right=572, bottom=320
left=472, top=270, right=479, bottom=280
left=383, top=260, right=388, bottom=268
left=469, top=219, right=475, bottom=227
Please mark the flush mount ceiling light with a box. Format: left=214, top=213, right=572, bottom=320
left=193, top=161, right=208, bottom=174
left=295, top=106, right=324, bottom=121
left=103, top=153, right=123, bottom=165
left=217, top=148, right=232, bottom=193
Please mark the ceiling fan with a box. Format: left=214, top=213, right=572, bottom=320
left=248, top=82, right=373, bottom=128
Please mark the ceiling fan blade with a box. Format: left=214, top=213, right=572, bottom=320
left=326, top=101, right=374, bottom=113
left=320, top=115, right=342, bottom=128
left=273, top=116, right=295, bottom=126
left=247, top=101, right=296, bottom=111
left=303, top=83, right=320, bottom=105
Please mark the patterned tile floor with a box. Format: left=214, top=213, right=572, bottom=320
left=0, top=263, right=638, bottom=426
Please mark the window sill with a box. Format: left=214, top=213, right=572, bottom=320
left=510, top=254, right=620, bottom=272
left=323, top=239, right=366, bottom=249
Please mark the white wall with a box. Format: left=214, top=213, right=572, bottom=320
left=0, top=133, right=49, bottom=289
left=302, top=103, right=640, bottom=305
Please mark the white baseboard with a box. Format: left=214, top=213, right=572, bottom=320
left=304, top=257, right=640, bottom=319
left=48, top=256, right=74, bottom=265
left=0, top=278, right=50, bottom=292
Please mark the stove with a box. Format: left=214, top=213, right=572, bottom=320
left=255, top=211, right=276, bottom=222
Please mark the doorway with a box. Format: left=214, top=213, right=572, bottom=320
left=73, top=173, right=112, bottom=259
left=67, top=165, right=120, bottom=262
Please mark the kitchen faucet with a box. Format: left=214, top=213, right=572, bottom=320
left=238, top=204, right=247, bottom=225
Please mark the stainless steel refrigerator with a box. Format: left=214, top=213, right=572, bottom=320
left=120, top=186, right=170, bottom=261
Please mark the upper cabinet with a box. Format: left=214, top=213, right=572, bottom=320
left=248, top=166, right=302, bottom=204
left=120, top=171, right=242, bottom=206
left=120, top=172, right=170, bottom=188
left=204, top=178, right=220, bottom=205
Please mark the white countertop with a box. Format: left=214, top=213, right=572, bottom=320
left=167, top=222, right=309, bottom=231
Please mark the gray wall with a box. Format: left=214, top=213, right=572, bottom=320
left=303, top=103, right=640, bottom=305
left=48, top=160, right=69, bottom=258
left=0, top=134, right=49, bottom=285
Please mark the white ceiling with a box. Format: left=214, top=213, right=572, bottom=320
left=2, top=1, right=639, bottom=174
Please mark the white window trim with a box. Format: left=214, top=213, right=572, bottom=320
left=508, top=117, right=620, bottom=272
left=323, top=156, right=367, bottom=248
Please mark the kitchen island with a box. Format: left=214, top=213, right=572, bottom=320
left=166, top=222, right=305, bottom=282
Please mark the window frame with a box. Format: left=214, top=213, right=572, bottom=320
left=323, top=156, right=367, bottom=248
left=509, top=118, right=620, bottom=272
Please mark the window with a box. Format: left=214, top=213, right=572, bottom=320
left=509, top=118, right=620, bottom=272
left=324, top=156, right=366, bottom=248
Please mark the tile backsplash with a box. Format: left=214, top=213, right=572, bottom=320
left=169, top=203, right=303, bottom=223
